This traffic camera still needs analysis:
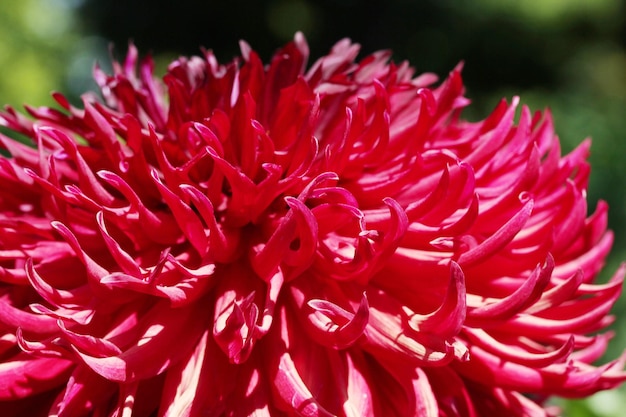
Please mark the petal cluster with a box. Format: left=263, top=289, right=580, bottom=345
left=0, top=33, right=624, bottom=416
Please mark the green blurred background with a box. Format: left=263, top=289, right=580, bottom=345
left=0, top=0, right=624, bottom=415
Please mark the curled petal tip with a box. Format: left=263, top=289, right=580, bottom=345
left=306, top=293, right=369, bottom=349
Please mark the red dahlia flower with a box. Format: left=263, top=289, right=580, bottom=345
left=0, top=33, right=624, bottom=416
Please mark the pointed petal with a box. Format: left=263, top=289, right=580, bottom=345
left=73, top=301, right=207, bottom=383
left=306, top=293, right=369, bottom=349
left=408, top=261, right=466, bottom=338
left=0, top=354, right=73, bottom=400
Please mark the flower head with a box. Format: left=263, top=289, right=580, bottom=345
left=0, top=33, right=624, bottom=416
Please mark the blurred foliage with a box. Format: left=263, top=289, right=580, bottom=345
left=1, top=0, right=625, bottom=415
left=0, top=0, right=80, bottom=107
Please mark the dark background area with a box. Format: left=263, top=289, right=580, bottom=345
left=1, top=0, right=622, bottom=104
left=79, top=0, right=621, bottom=94
left=0, top=0, right=624, bottom=414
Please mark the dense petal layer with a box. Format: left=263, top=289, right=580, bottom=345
left=0, top=33, right=623, bottom=417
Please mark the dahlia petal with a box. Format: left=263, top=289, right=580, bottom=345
left=468, top=254, right=553, bottom=320
left=458, top=198, right=534, bottom=266
left=24, top=252, right=102, bottom=310
left=551, top=189, right=588, bottom=258
left=267, top=305, right=368, bottom=415
left=306, top=292, right=369, bottom=349
left=251, top=196, right=317, bottom=281
left=0, top=290, right=59, bottom=334
left=50, top=221, right=109, bottom=282
left=259, top=35, right=309, bottom=130
left=100, top=266, right=215, bottom=307
left=352, top=49, right=392, bottom=84
left=0, top=105, right=34, bottom=136
left=451, top=339, right=471, bottom=362
left=36, top=126, right=117, bottom=206
left=308, top=184, right=358, bottom=208
left=413, top=193, right=478, bottom=241
left=205, top=146, right=259, bottom=226
left=0, top=266, right=26, bottom=285
left=282, top=125, right=320, bottom=181
left=429, top=162, right=476, bottom=224
left=503, top=270, right=623, bottom=336
left=254, top=268, right=284, bottom=337
left=29, top=303, right=95, bottom=326
left=64, top=184, right=107, bottom=214
left=306, top=36, right=359, bottom=85
left=214, top=298, right=251, bottom=363
left=345, top=82, right=390, bottom=168
left=398, top=88, right=437, bottom=158
left=254, top=163, right=303, bottom=222
left=0, top=354, right=73, bottom=400
left=411, top=368, right=439, bottom=417
left=111, top=381, right=138, bottom=417
left=96, top=211, right=143, bottom=277
left=366, top=289, right=456, bottom=366
left=470, top=386, right=557, bottom=417
left=515, top=141, right=542, bottom=191
left=231, top=360, right=282, bottom=417
left=0, top=132, right=38, bottom=164
left=49, top=365, right=117, bottom=417
left=341, top=352, right=376, bottom=417
left=528, top=272, right=626, bottom=326
left=51, top=91, right=71, bottom=110
left=404, top=160, right=476, bottom=234
left=490, top=105, right=534, bottom=172
left=281, top=197, right=320, bottom=269
left=423, top=367, right=479, bottom=417
left=553, top=231, right=614, bottom=281
left=404, top=164, right=451, bottom=221
left=73, top=301, right=207, bottom=382
left=83, top=102, right=129, bottom=173
left=97, top=170, right=183, bottom=245
left=213, top=265, right=264, bottom=364
left=329, top=97, right=393, bottom=184
left=371, top=357, right=440, bottom=417
left=456, top=345, right=626, bottom=396
left=432, top=64, right=468, bottom=119
left=24, top=166, right=79, bottom=206
left=464, top=97, right=519, bottom=167
left=150, top=169, right=209, bottom=255
left=59, top=320, right=123, bottom=357
left=137, top=64, right=168, bottom=130
left=585, top=200, right=609, bottom=245
left=313, top=200, right=401, bottom=283
left=158, top=330, right=235, bottom=417
left=166, top=252, right=217, bottom=278
left=463, top=328, right=574, bottom=367
left=0, top=216, right=55, bottom=242
left=179, top=184, right=240, bottom=263
left=262, top=77, right=315, bottom=155
left=525, top=269, right=583, bottom=314
left=16, top=328, right=69, bottom=359
left=551, top=267, right=622, bottom=302
left=375, top=198, right=409, bottom=261
left=158, top=330, right=208, bottom=417
left=571, top=333, right=613, bottom=364
left=272, top=351, right=334, bottom=417
left=408, top=261, right=466, bottom=338
left=119, top=42, right=139, bottom=78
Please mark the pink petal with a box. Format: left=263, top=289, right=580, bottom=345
left=408, top=261, right=466, bottom=338
left=306, top=292, right=369, bottom=349
left=0, top=354, right=73, bottom=400
left=73, top=301, right=208, bottom=383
